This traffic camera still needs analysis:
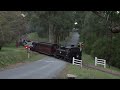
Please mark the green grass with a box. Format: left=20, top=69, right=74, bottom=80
left=0, top=32, right=48, bottom=69
left=27, top=32, right=40, bottom=41
left=64, top=64, right=120, bottom=79
left=27, top=32, right=48, bottom=42
left=0, top=47, right=45, bottom=68
left=58, top=53, right=120, bottom=79
left=4, top=42, right=16, bottom=47
left=82, top=52, right=95, bottom=64
left=82, top=52, right=120, bottom=72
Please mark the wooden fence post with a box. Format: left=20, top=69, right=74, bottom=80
left=95, top=57, right=97, bottom=66
left=72, top=57, right=82, bottom=68
left=104, top=60, right=106, bottom=68
left=81, top=60, right=82, bottom=68
left=72, top=57, right=75, bottom=65
left=95, top=57, right=106, bottom=68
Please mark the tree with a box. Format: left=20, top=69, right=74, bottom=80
left=0, top=11, right=28, bottom=50
left=29, top=11, right=75, bottom=44
left=75, top=11, right=120, bottom=68
left=92, top=11, right=120, bottom=33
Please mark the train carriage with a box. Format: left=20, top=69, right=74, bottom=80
left=30, top=42, right=59, bottom=56
left=30, top=41, right=82, bottom=63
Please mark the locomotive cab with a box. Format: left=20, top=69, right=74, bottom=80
left=55, top=45, right=82, bottom=63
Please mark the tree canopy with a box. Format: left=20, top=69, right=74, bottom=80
left=75, top=11, right=120, bottom=68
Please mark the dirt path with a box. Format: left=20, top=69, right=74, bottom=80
left=83, top=63, right=120, bottom=77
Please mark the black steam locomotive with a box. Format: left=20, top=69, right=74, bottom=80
left=29, top=42, right=82, bottom=63
left=54, top=45, right=82, bottom=63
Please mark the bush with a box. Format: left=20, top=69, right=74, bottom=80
left=81, top=33, right=120, bottom=69
left=91, top=37, right=108, bottom=58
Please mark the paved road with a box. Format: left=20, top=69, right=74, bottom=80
left=0, top=57, right=66, bottom=79
left=0, top=32, right=80, bottom=79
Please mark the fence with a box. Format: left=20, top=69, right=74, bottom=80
left=72, top=57, right=82, bottom=68
left=95, top=57, right=106, bottom=68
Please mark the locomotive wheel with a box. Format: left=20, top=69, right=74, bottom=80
left=64, top=57, right=68, bottom=61
left=69, top=57, right=73, bottom=63
left=63, top=57, right=66, bottom=61
left=54, top=54, right=59, bottom=59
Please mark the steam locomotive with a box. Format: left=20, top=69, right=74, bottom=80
left=54, top=45, right=82, bottom=63
left=28, top=41, right=82, bottom=63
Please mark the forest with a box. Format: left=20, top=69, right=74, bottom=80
left=0, top=11, right=120, bottom=68
left=75, top=11, right=120, bottom=68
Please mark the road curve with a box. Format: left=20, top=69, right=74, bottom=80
left=0, top=57, right=66, bottom=79
left=0, top=31, right=80, bottom=79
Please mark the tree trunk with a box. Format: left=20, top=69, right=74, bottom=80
left=57, top=32, right=60, bottom=44
left=54, top=30, right=59, bottom=44
left=0, top=46, right=2, bottom=51
left=107, top=29, right=113, bottom=68
left=48, top=22, right=54, bottom=43
left=58, top=35, right=60, bottom=44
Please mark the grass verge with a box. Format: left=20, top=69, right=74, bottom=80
left=82, top=52, right=120, bottom=72
left=0, top=47, right=45, bottom=69
left=0, top=32, right=48, bottom=69
left=58, top=63, right=120, bottom=79
left=58, top=53, right=120, bottom=79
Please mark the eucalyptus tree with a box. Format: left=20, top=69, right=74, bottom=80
left=74, top=11, right=120, bottom=68
left=92, top=11, right=120, bottom=67
left=53, top=11, right=75, bottom=44
left=92, top=11, right=120, bottom=33
left=0, top=11, right=28, bottom=50
left=30, top=11, right=75, bottom=44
